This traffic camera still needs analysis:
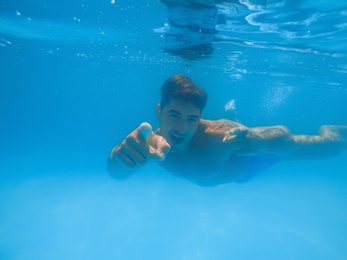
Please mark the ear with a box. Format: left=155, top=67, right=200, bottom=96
left=156, top=103, right=161, bottom=119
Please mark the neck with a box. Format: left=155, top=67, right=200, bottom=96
left=170, top=141, right=190, bottom=154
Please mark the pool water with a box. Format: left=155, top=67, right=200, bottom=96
left=1, top=0, right=347, bottom=259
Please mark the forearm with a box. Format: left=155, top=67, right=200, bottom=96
left=243, top=125, right=294, bottom=156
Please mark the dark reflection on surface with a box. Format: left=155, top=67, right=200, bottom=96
left=160, top=0, right=219, bottom=59
left=158, top=0, right=270, bottom=59
left=159, top=0, right=347, bottom=59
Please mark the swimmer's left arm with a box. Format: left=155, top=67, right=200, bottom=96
left=223, top=125, right=293, bottom=156
left=224, top=125, right=347, bottom=159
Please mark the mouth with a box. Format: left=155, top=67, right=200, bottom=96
left=169, top=133, right=185, bottom=145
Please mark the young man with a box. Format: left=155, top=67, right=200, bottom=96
left=108, top=75, right=347, bottom=186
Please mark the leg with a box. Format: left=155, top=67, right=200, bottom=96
left=289, top=125, right=347, bottom=159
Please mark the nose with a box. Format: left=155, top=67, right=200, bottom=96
left=175, top=119, right=188, bottom=135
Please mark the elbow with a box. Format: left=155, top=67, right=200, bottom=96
left=276, top=125, right=291, bottom=138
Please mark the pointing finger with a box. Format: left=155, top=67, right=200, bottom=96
left=138, top=122, right=153, bottom=142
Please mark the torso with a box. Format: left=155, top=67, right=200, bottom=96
left=159, top=119, right=251, bottom=186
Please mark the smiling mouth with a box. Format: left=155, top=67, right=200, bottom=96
left=170, top=133, right=185, bottom=144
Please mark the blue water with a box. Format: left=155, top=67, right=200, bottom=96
left=1, top=0, right=347, bottom=259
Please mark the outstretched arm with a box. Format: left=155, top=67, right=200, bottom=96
left=224, top=125, right=347, bottom=159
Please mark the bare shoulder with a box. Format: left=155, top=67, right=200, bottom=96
left=200, top=119, right=244, bottom=132
left=193, top=119, right=245, bottom=145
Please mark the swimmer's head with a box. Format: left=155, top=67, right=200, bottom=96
left=160, top=74, right=208, bottom=114
left=157, top=75, right=207, bottom=151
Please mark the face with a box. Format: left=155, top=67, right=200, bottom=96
left=157, top=99, right=201, bottom=152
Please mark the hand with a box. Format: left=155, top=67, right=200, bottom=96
left=111, top=123, right=171, bottom=169
left=221, top=126, right=252, bottom=154
left=223, top=126, right=249, bottom=142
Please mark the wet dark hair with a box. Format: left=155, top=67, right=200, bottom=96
left=160, top=74, right=208, bottom=112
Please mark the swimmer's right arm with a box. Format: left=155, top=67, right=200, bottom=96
left=107, top=123, right=171, bottom=180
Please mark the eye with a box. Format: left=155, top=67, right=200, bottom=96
left=188, top=118, right=198, bottom=124
left=169, top=114, right=179, bottom=120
